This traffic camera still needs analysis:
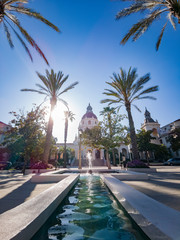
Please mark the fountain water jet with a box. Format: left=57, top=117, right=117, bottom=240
left=87, top=151, right=93, bottom=174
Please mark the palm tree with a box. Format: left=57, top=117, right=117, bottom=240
left=101, top=67, right=158, bottom=161
left=116, top=0, right=180, bottom=50
left=0, top=0, right=59, bottom=64
left=63, top=110, right=75, bottom=168
left=21, top=69, right=78, bottom=163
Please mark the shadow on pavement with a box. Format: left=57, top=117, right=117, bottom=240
left=0, top=180, right=36, bottom=214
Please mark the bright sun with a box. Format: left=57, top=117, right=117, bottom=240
left=43, top=101, right=79, bottom=143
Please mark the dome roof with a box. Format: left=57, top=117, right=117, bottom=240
left=82, top=103, right=97, bottom=119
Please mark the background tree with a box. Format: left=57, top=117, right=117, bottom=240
left=21, top=69, right=78, bottom=164
left=116, top=0, right=180, bottom=50
left=137, top=129, right=155, bottom=165
left=82, top=115, right=127, bottom=169
left=152, top=144, right=171, bottom=162
left=100, top=107, right=127, bottom=165
left=63, top=110, right=75, bottom=168
left=101, top=67, right=158, bottom=161
left=167, top=127, right=180, bottom=152
left=1, top=106, right=48, bottom=174
left=0, top=0, right=59, bottom=64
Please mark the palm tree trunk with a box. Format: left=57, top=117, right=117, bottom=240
left=125, top=103, right=140, bottom=161
left=106, top=149, right=111, bottom=169
left=43, top=99, right=56, bottom=164
left=63, top=117, right=68, bottom=168
left=112, top=149, right=116, bottom=165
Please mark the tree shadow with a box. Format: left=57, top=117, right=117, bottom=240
left=0, top=180, right=37, bottom=214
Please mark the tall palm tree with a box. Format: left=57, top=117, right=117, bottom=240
left=21, top=69, right=78, bottom=163
left=0, top=0, right=59, bottom=64
left=116, top=0, right=180, bottom=50
left=101, top=67, right=158, bottom=161
left=63, top=110, right=75, bottom=168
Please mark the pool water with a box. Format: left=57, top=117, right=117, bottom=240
left=32, top=175, right=147, bottom=240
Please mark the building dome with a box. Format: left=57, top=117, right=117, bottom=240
left=82, top=103, right=97, bottom=120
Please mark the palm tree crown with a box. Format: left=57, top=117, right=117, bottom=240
left=116, top=0, right=180, bottom=50
left=21, top=69, right=78, bottom=107
left=101, top=67, right=158, bottom=161
left=0, top=0, right=59, bottom=64
left=21, top=69, right=79, bottom=163
left=101, top=67, right=158, bottom=109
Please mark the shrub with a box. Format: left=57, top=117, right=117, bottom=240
left=30, top=161, right=53, bottom=169
left=127, top=160, right=149, bottom=168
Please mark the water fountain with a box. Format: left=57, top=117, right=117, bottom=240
left=32, top=175, right=147, bottom=240
left=87, top=151, right=93, bottom=174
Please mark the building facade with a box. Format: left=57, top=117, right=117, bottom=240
left=141, top=109, right=180, bottom=158
left=0, top=121, right=11, bottom=162
left=56, top=104, right=129, bottom=166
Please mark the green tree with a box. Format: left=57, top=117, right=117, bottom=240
left=100, top=107, right=127, bottom=165
left=82, top=116, right=127, bottom=169
left=1, top=106, right=47, bottom=174
left=63, top=110, right=75, bottom=168
left=21, top=69, right=78, bottom=163
left=0, top=0, right=59, bottom=64
left=167, top=127, right=180, bottom=152
left=101, top=67, right=158, bottom=161
left=152, top=144, right=171, bottom=162
left=137, top=129, right=155, bottom=164
left=116, top=0, right=180, bottom=50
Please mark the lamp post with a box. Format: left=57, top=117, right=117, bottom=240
left=78, top=129, right=83, bottom=169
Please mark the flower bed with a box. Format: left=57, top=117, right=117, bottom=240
left=127, top=160, right=149, bottom=168
left=31, top=161, right=54, bottom=169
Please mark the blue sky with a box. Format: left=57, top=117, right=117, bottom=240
left=0, top=0, right=180, bottom=143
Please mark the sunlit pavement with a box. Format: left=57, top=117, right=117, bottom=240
left=0, top=171, right=55, bottom=214
left=123, top=166, right=180, bottom=212
left=0, top=166, right=180, bottom=214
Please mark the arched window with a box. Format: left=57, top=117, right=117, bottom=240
left=88, top=120, right=91, bottom=125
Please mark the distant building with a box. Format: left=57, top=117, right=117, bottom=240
left=56, top=104, right=129, bottom=166
left=0, top=121, right=11, bottom=162
left=141, top=109, right=180, bottom=158
left=159, top=119, right=180, bottom=157
left=141, top=108, right=161, bottom=145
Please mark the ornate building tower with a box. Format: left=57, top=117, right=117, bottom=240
left=78, top=104, right=104, bottom=164
left=78, top=103, right=98, bottom=131
left=141, top=108, right=160, bottom=145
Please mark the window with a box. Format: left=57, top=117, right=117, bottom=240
left=88, top=120, right=91, bottom=125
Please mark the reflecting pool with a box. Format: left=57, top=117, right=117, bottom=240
left=32, top=175, right=148, bottom=240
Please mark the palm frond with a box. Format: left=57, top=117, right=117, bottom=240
left=168, top=12, right=177, bottom=29
left=58, top=81, right=79, bottom=96
left=5, top=19, right=33, bottom=61
left=8, top=6, right=60, bottom=32
left=58, top=98, right=68, bottom=108
left=5, top=12, right=49, bottom=64
left=132, top=104, right=141, bottom=112
left=35, top=84, right=49, bottom=93
left=133, top=85, right=159, bottom=100
left=3, top=21, right=14, bottom=48
left=156, top=22, right=167, bottom=50
left=21, top=88, right=47, bottom=95
left=100, top=98, right=120, bottom=104
left=136, top=96, right=157, bottom=100
left=116, top=2, right=156, bottom=19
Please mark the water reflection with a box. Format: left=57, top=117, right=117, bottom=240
left=32, top=176, right=146, bottom=240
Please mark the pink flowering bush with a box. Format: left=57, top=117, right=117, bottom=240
left=31, top=161, right=53, bottom=169
left=127, top=160, right=149, bottom=168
